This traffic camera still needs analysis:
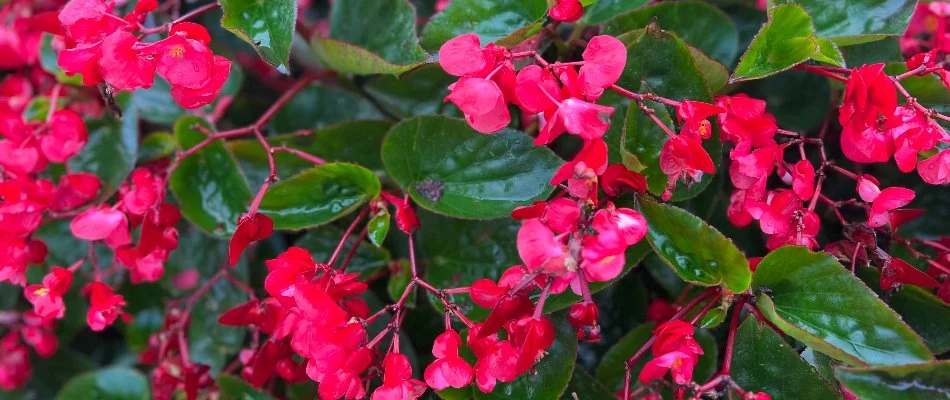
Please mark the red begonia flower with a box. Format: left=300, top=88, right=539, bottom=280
left=439, top=34, right=501, bottom=77
left=229, top=213, right=274, bottom=267
left=508, top=316, right=555, bottom=374
left=470, top=265, right=528, bottom=308
left=880, top=257, right=940, bottom=291
left=380, top=192, right=421, bottom=234
left=373, top=352, right=427, bottom=400
left=578, top=35, right=626, bottom=100
left=517, top=218, right=572, bottom=275
left=41, top=109, right=88, bottom=162
left=592, top=203, right=647, bottom=246
left=659, top=135, right=715, bottom=200
left=99, top=31, right=157, bottom=91
left=0, top=238, right=29, bottom=286
left=568, top=302, right=601, bottom=341
left=600, top=163, right=647, bottom=197
left=24, top=267, right=73, bottom=319
left=57, top=0, right=123, bottom=44
left=715, top=94, right=777, bottom=147
left=170, top=55, right=232, bottom=109
left=544, top=197, right=580, bottom=233
left=510, top=200, right=547, bottom=220
left=317, top=347, right=373, bottom=400
left=549, top=0, right=584, bottom=23
left=445, top=77, right=510, bottom=134
left=51, top=173, right=101, bottom=211
left=639, top=351, right=698, bottom=384
left=919, top=148, right=950, bottom=184
left=789, top=160, right=816, bottom=200
left=83, top=281, right=129, bottom=331
left=839, top=63, right=898, bottom=135
left=424, top=330, right=474, bottom=390
left=70, top=205, right=127, bottom=241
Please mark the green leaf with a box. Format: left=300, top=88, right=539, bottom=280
left=69, top=107, right=139, bottom=200
left=621, top=98, right=720, bottom=200
left=856, top=267, right=950, bottom=354
left=128, top=64, right=244, bottom=125
left=637, top=199, right=752, bottom=293
left=604, top=1, right=740, bottom=66
left=420, top=0, right=547, bottom=51
left=270, top=84, right=385, bottom=133
left=595, top=323, right=718, bottom=391
left=779, top=0, right=917, bottom=46
left=368, top=210, right=391, bottom=247
left=169, top=116, right=253, bottom=238
left=617, top=25, right=713, bottom=102
left=841, top=38, right=902, bottom=67
left=363, top=65, right=459, bottom=118
left=294, top=225, right=391, bottom=278
left=56, top=367, right=150, bottom=400
left=220, top=0, right=296, bottom=71
left=230, top=120, right=392, bottom=187
left=688, top=46, right=730, bottom=93
left=581, top=0, right=649, bottom=25
left=387, top=259, right=415, bottom=307
left=258, top=163, right=380, bottom=230
left=739, top=70, right=831, bottom=132
left=138, top=132, right=176, bottom=163
left=732, top=315, right=840, bottom=400
left=812, top=36, right=846, bottom=67
left=382, top=116, right=561, bottom=219
left=218, top=374, right=276, bottom=400
left=835, top=361, right=950, bottom=400
left=561, top=369, right=615, bottom=400
left=752, top=246, right=933, bottom=366
left=313, top=0, right=429, bottom=75
left=732, top=3, right=818, bottom=82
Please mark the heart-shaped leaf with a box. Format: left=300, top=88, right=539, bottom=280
left=835, top=361, right=950, bottom=400
left=637, top=199, right=752, bottom=293
left=419, top=0, right=548, bottom=51
left=732, top=3, right=818, bottom=82
left=220, top=0, right=296, bottom=72
left=169, top=116, right=253, bottom=238
left=752, top=246, right=933, bottom=366
left=258, top=163, right=381, bottom=230
left=732, top=315, right=840, bottom=400
left=382, top=116, right=561, bottom=219
left=312, top=0, right=429, bottom=75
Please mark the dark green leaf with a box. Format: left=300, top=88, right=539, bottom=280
left=363, top=65, right=459, bottom=118
left=581, top=0, right=649, bottom=25
left=841, top=38, right=902, bottom=67
left=270, top=84, right=385, bottom=133
left=732, top=3, right=817, bottom=82
left=368, top=210, right=391, bottom=247
left=604, top=1, right=740, bottom=66
left=561, top=369, right=615, bottom=400
left=689, top=46, right=730, bottom=93
left=218, top=374, right=276, bottom=399
left=188, top=277, right=248, bottom=374
left=128, top=65, right=244, bottom=125
left=779, top=0, right=917, bottom=46
left=69, top=108, right=139, bottom=200
left=637, top=199, right=752, bottom=293
left=802, top=347, right=841, bottom=385
left=138, top=132, right=176, bottom=163
left=258, top=163, right=380, bottom=230
left=294, top=226, right=391, bottom=278
left=55, top=367, right=150, bottom=400
left=230, top=120, right=392, bottom=187
left=835, top=361, right=950, bottom=400
left=752, top=246, right=933, bottom=366
left=169, top=116, right=253, bottom=238
left=617, top=25, right=713, bottom=102
left=220, top=0, right=296, bottom=71
left=382, top=116, right=561, bottom=219
left=740, top=70, right=831, bottom=132
left=314, top=0, right=429, bottom=75
left=387, top=259, right=416, bottom=307
left=595, top=323, right=718, bottom=391
left=419, top=0, right=547, bottom=51
left=856, top=267, right=950, bottom=355
left=732, top=315, right=840, bottom=400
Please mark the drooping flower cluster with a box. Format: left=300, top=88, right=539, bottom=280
left=55, top=0, right=230, bottom=109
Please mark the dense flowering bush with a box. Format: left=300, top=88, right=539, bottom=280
left=0, top=0, right=949, bottom=399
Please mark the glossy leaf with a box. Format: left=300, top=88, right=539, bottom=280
left=69, top=106, right=139, bottom=200
left=55, top=367, right=149, bottom=400
left=581, top=0, right=649, bottom=25
left=857, top=267, right=950, bottom=354
left=270, top=85, right=385, bottom=133
left=313, top=0, right=429, bottom=75
left=732, top=315, right=839, bottom=400
left=138, top=132, right=176, bottom=163
left=689, top=46, right=729, bottom=93
left=595, top=323, right=718, bottom=391
left=382, top=116, right=561, bottom=219
left=294, top=225, right=391, bottom=278
left=752, top=246, right=933, bottom=366
left=364, top=65, right=459, bottom=118
left=368, top=210, right=391, bottom=247
left=779, top=0, right=917, bottom=46
left=258, top=163, right=381, bottom=230
left=621, top=98, right=720, bottom=200
left=604, top=1, right=740, bottom=66
left=616, top=25, right=713, bottom=102
left=169, top=116, right=253, bottom=238
left=732, top=3, right=817, bottom=82
left=231, top=120, right=391, bottom=187
left=218, top=375, right=275, bottom=400
left=835, top=361, right=950, bottom=400
left=419, top=0, right=547, bottom=51
left=220, top=0, right=296, bottom=71
left=637, top=199, right=752, bottom=293
left=812, top=36, right=846, bottom=67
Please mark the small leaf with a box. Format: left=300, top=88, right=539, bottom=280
left=138, top=132, right=176, bottom=163
left=56, top=367, right=150, bottom=400
left=313, top=0, right=428, bottom=75
left=368, top=210, right=391, bottom=247
left=604, top=1, right=740, bottom=66
left=419, top=0, right=548, bottom=51
left=218, top=374, right=275, bottom=400
left=169, top=116, right=253, bottom=238
left=780, top=0, right=918, bottom=46
left=812, top=36, right=846, bottom=67
left=637, top=199, right=752, bottom=293
left=835, top=361, right=950, bottom=400
left=387, top=259, right=415, bottom=308
left=752, top=246, right=933, bottom=366
left=220, top=0, right=296, bottom=71
left=382, top=116, right=561, bottom=219
left=732, top=3, right=818, bottom=82
left=258, top=163, right=381, bottom=230
left=698, top=306, right=727, bottom=329
left=732, top=315, right=840, bottom=400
